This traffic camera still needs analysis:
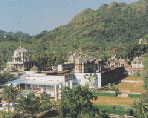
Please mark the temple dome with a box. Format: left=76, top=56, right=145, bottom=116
left=13, top=47, right=28, bottom=57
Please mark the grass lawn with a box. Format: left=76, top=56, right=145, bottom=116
left=115, top=82, right=146, bottom=93
left=95, top=105, right=128, bottom=115
left=94, top=92, right=116, bottom=97
left=128, top=94, right=142, bottom=98
left=92, top=96, right=135, bottom=106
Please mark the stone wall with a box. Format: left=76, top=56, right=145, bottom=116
left=75, top=63, right=98, bottom=73
left=100, top=67, right=125, bottom=87
left=74, top=67, right=125, bottom=88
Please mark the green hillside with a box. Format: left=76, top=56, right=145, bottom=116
left=1, top=0, right=148, bottom=69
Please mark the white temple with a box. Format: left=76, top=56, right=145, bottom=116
left=6, top=45, right=33, bottom=72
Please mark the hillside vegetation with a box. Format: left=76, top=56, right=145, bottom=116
left=1, top=0, right=148, bottom=69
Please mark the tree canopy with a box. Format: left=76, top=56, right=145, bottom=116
left=60, top=86, right=99, bottom=118
left=0, top=72, right=15, bottom=86
left=2, top=85, right=18, bottom=103
left=15, top=93, right=52, bottom=118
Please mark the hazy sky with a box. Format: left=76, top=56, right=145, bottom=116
left=0, top=0, right=139, bottom=35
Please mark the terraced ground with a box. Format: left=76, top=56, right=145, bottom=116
left=115, top=77, right=146, bottom=93
left=116, top=82, right=146, bottom=93
left=123, top=77, right=143, bottom=81
left=93, top=77, right=145, bottom=107
left=92, top=96, right=135, bottom=106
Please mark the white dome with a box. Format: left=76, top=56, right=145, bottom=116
left=13, top=47, right=28, bottom=57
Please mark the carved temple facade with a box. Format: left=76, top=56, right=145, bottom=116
left=58, top=53, right=103, bottom=73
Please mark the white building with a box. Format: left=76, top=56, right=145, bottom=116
left=11, top=71, right=73, bottom=101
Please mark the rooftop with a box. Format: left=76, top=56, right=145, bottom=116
left=42, top=70, right=74, bottom=76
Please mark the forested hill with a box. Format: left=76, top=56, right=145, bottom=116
left=0, top=30, right=30, bottom=42
left=1, top=0, right=148, bottom=68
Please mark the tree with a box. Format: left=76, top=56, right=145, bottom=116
left=15, top=93, right=52, bottom=117
left=15, top=93, right=40, bottom=117
left=133, top=93, right=148, bottom=118
left=60, top=86, right=99, bottom=118
left=39, top=94, right=51, bottom=112
left=0, top=72, right=15, bottom=86
left=2, top=85, right=18, bottom=117
left=143, top=53, right=148, bottom=90
left=2, top=85, right=18, bottom=104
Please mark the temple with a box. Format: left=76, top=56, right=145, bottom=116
left=58, top=52, right=102, bottom=73
left=108, top=55, right=145, bottom=76
left=6, top=45, right=33, bottom=72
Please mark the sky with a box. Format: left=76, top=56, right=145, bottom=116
left=0, top=0, right=139, bottom=35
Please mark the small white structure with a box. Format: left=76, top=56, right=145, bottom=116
left=131, top=56, right=144, bottom=69
left=11, top=71, right=73, bottom=101
left=139, top=38, right=147, bottom=44
left=129, top=56, right=145, bottom=76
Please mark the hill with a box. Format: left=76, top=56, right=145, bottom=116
left=0, top=30, right=30, bottom=42
left=1, top=0, right=148, bottom=69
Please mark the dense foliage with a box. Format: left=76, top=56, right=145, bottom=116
left=0, top=72, right=15, bottom=86
left=2, top=85, right=18, bottom=103
left=60, top=86, right=99, bottom=118
left=15, top=93, right=52, bottom=118
left=15, top=93, right=51, bottom=118
left=1, top=0, right=148, bottom=68
left=133, top=93, right=148, bottom=118
left=15, top=93, right=40, bottom=117
left=143, top=52, right=148, bottom=90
